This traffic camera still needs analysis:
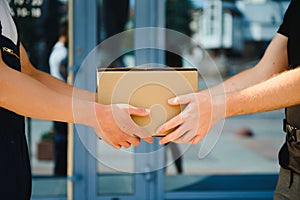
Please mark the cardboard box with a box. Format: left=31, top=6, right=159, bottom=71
left=97, top=67, right=198, bottom=136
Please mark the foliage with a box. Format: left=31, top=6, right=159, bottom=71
left=166, top=0, right=194, bottom=36
left=40, top=128, right=55, bottom=142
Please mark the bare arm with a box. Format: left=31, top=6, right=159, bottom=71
left=208, top=34, right=289, bottom=95
left=20, top=44, right=97, bottom=102
left=226, top=67, right=300, bottom=117
left=0, top=50, right=78, bottom=123
left=158, top=33, right=292, bottom=144
left=0, top=45, right=153, bottom=148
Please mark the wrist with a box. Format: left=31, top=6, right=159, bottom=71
left=73, top=100, right=99, bottom=127
left=212, top=93, right=227, bottom=119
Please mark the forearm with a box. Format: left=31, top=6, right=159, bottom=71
left=207, top=59, right=287, bottom=95
left=31, top=69, right=97, bottom=102
left=225, top=67, right=300, bottom=117
left=207, top=66, right=266, bottom=95
left=20, top=43, right=97, bottom=102
left=0, top=64, right=96, bottom=126
left=207, top=34, right=288, bottom=95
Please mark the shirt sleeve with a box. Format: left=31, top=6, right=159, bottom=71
left=277, top=0, right=295, bottom=37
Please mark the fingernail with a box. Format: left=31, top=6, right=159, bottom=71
left=168, top=98, right=174, bottom=103
left=169, top=97, right=177, bottom=104
left=149, top=138, right=154, bottom=143
left=155, top=126, right=163, bottom=134
left=159, top=140, right=165, bottom=145
left=145, top=108, right=151, bottom=113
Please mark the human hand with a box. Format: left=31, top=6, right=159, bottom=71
left=157, top=91, right=226, bottom=145
left=94, top=103, right=154, bottom=149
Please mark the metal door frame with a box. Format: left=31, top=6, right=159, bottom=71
left=70, top=0, right=166, bottom=200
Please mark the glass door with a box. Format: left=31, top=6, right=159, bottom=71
left=69, top=0, right=166, bottom=200
left=71, top=0, right=166, bottom=199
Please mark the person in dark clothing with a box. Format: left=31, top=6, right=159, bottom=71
left=164, top=0, right=194, bottom=174
left=158, top=0, right=300, bottom=199
left=0, top=1, right=153, bottom=199
left=102, top=0, right=129, bottom=68
left=165, top=0, right=193, bottom=68
left=49, top=17, right=69, bottom=176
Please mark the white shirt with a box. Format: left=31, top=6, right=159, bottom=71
left=0, top=0, right=18, bottom=45
left=49, top=41, right=68, bottom=81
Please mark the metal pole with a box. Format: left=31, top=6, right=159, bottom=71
left=134, top=0, right=165, bottom=199
left=67, top=0, right=74, bottom=199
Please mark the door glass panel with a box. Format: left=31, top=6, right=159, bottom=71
left=9, top=0, right=68, bottom=198
left=96, top=0, right=136, bottom=196
left=97, top=141, right=135, bottom=195
left=164, top=0, right=286, bottom=193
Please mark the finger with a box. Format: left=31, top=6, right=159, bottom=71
left=155, top=114, right=183, bottom=136
left=168, top=93, right=193, bottom=106
left=105, top=139, right=122, bottom=149
left=172, top=130, right=196, bottom=144
left=191, top=134, right=204, bottom=144
left=113, top=105, right=152, bottom=138
left=158, top=134, right=173, bottom=145
left=125, top=118, right=153, bottom=139
left=158, top=126, right=185, bottom=145
left=103, top=138, right=121, bottom=149
left=128, top=136, right=141, bottom=146
left=127, top=125, right=152, bottom=139
left=96, top=130, right=122, bottom=149
left=113, top=145, right=122, bottom=149
left=121, top=141, right=131, bottom=148
left=128, top=105, right=150, bottom=117
left=142, top=137, right=154, bottom=143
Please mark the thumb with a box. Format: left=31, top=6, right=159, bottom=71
left=168, top=94, right=191, bottom=105
left=128, top=105, right=150, bottom=117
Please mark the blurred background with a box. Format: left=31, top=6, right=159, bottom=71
left=8, top=0, right=290, bottom=199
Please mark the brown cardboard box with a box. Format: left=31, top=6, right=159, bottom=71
left=97, top=67, right=198, bottom=136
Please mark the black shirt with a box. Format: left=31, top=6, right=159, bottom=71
left=0, top=19, right=32, bottom=200
left=277, top=0, right=300, bottom=174
left=278, top=0, right=300, bottom=128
